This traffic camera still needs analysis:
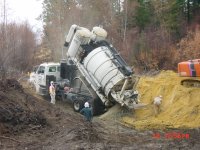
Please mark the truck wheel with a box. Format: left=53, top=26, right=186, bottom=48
left=73, top=100, right=84, bottom=112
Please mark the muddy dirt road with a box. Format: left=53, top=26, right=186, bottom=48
left=0, top=79, right=199, bottom=150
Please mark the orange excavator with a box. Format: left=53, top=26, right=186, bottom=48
left=178, top=59, right=200, bottom=87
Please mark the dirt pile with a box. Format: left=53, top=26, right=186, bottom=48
left=123, top=70, right=200, bottom=130
left=0, top=79, right=48, bottom=134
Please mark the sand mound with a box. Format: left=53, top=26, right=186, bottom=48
left=123, top=70, right=200, bottom=130
left=99, top=104, right=122, bottom=120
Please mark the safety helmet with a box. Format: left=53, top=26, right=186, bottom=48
left=84, top=102, right=89, bottom=108
left=50, top=81, right=54, bottom=84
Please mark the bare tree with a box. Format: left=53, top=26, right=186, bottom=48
left=0, top=0, right=8, bottom=79
left=0, top=0, right=37, bottom=79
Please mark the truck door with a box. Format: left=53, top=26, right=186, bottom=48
left=36, top=65, right=46, bottom=86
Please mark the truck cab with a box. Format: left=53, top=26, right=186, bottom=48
left=34, top=62, right=61, bottom=95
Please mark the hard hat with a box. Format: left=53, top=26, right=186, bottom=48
left=84, top=102, right=89, bottom=108
left=51, top=81, right=54, bottom=84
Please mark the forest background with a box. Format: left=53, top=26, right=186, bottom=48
left=1, top=0, right=200, bottom=78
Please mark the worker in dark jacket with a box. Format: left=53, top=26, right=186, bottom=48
left=80, top=102, right=93, bottom=122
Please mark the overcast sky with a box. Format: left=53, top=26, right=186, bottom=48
left=1, top=0, right=43, bottom=34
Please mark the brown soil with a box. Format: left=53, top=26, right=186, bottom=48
left=0, top=78, right=199, bottom=150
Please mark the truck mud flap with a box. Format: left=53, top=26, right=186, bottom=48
left=92, top=98, right=106, bottom=116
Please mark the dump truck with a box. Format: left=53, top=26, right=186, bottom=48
left=61, top=24, right=141, bottom=114
left=31, top=24, right=141, bottom=115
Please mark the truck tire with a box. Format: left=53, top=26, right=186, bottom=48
left=73, top=100, right=84, bottom=112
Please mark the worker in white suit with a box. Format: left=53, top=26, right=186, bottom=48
left=49, top=81, right=56, bottom=104
left=153, top=95, right=162, bottom=115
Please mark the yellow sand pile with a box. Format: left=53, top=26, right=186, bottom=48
left=123, top=70, right=200, bottom=130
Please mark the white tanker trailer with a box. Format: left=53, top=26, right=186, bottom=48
left=61, top=24, right=141, bottom=114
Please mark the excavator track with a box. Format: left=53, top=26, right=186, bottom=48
left=181, top=79, right=200, bottom=88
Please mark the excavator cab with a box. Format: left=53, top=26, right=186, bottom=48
left=178, top=59, right=200, bottom=87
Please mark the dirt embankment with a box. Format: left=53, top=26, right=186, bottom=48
left=0, top=79, right=47, bottom=134
left=0, top=78, right=200, bottom=150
